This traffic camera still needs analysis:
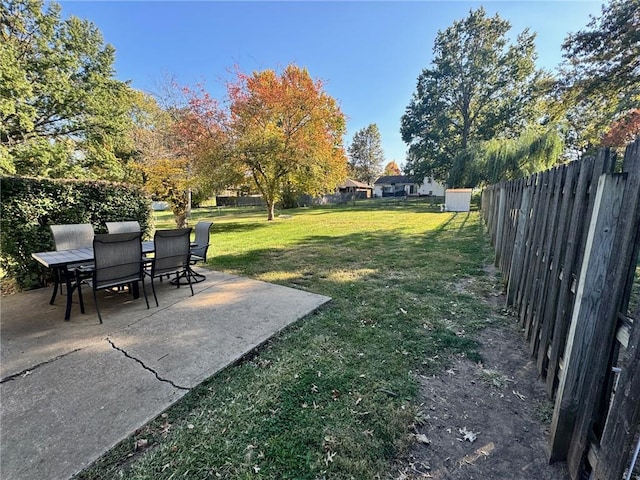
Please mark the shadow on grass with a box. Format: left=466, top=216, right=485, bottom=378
left=78, top=210, right=495, bottom=480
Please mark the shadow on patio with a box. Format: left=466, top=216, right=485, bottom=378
left=1, top=267, right=330, bottom=480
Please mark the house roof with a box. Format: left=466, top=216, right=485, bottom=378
left=373, top=175, right=411, bottom=185
left=339, top=178, right=372, bottom=189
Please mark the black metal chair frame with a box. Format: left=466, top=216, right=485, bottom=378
left=146, top=228, right=194, bottom=306
left=76, top=232, right=149, bottom=324
left=188, top=221, right=213, bottom=284
left=49, top=223, right=94, bottom=305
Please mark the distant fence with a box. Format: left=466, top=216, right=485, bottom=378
left=482, top=138, right=640, bottom=480
left=215, top=195, right=266, bottom=207
left=216, top=192, right=369, bottom=208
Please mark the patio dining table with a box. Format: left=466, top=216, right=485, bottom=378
left=32, top=241, right=155, bottom=321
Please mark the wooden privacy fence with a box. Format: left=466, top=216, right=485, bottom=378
left=482, top=138, right=640, bottom=480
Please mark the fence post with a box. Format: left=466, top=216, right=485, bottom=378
left=548, top=172, right=628, bottom=463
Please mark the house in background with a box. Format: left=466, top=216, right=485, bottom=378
left=337, top=178, right=373, bottom=198
left=373, top=175, right=445, bottom=197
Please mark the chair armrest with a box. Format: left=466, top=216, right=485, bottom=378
left=75, top=264, right=95, bottom=274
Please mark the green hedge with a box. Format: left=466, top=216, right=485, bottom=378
left=1, top=176, right=153, bottom=290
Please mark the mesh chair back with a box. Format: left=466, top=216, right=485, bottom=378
left=93, top=232, right=144, bottom=290
left=106, top=221, right=141, bottom=234
left=153, top=228, right=192, bottom=276
left=191, top=222, right=213, bottom=260
left=50, top=224, right=94, bottom=251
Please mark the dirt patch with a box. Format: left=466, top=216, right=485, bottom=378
left=395, top=273, right=570, bottom=479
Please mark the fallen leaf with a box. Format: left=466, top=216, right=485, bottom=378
left=134, top=438, right=148, bottom=450
left=414, top=433, right=431, bottom=445
left=513, top=390, right=526, bottom=401
left=324, top=451, right=337, bottom=466
left=459, top=427, right=478, bottom=443
left=400, top=307, right=407, bottom=314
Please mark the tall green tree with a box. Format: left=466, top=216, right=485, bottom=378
left=347, top=124, right=384, bottom=184
left=0, top=0, right=136, bottom=180
left=401, top=7, right=544, bottom=187
left=558, top=0, right=640, bottom=155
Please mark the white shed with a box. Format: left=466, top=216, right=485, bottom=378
left=444, top=188, right=472, bottom=212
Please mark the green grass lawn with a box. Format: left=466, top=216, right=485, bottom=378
left=79, top=198, right=502, bottom=480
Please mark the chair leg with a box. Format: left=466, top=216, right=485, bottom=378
left=140, top=278, right=150, bottom=309
left=189, top=267, right=206, bottom=283
left=150, top=275, right=159, bottom=307
left=76, top=275, right=85, bottom=315
left=93, top=289, right=103, bottom=324
left=186, top=267, right=194, bottom=296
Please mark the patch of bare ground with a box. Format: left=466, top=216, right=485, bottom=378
left=395, top=268, right=570, bottom=480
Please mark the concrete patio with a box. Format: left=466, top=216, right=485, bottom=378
left=0, top=267, right=331, bottom=480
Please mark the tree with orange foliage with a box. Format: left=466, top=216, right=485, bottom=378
left=601, top=109, right=640, bottom=148
left=383, top=161, right=402, bottom=176
left=131, top=89, right=198, bottom=228
left=184, top=65, right=348, bottom=220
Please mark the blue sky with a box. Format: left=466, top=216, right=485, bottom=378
left=59, top=0, right=603, bottom=168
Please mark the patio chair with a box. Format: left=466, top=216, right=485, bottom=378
left=49, top=223, right=95, bottom=305
left=146, top=228, right=194, bottom=306
left=189, top=221, right=213, bottom=283
left=76, top=232, right=149, bottom=323
left=105, top=220, right=141, bottom=234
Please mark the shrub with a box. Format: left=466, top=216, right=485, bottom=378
left=1, top=176, right=153, bottom=290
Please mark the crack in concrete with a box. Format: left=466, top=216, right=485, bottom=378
left=106, top=338, right=189, bottom=390
left=0, top=348, right=83, bottom=383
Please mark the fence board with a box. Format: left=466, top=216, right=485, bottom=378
left=548, top=172, right=628, bottom=462
left=529, top=166, right=566, bottom=357
left=521, top=170, right=552, bottom=337
left=516, top=172, right=544, bottom=317
left=523, top=170, right=554, bottom=341
left=545, top=156, right=597, bottom=396
left=593, top=305, right=640, bottom=479
left=502, top=179, right=524, bottom=279
left=483, top=138, right=640, bottom=479
left=536, top=163, right=579, bottom=375
left=494, top=186, right=507, bottom=268
left=506, top=177, right=532, bottom=305
left=567, top=142, right=640, bottom=476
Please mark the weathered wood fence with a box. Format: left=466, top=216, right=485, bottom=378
left=482, top=138, right=640, bottom=479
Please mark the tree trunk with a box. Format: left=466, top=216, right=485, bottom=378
left=267, top=202, right=275, bottom=221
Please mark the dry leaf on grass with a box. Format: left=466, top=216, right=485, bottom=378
left=134, top=438, right=148, bottom=450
